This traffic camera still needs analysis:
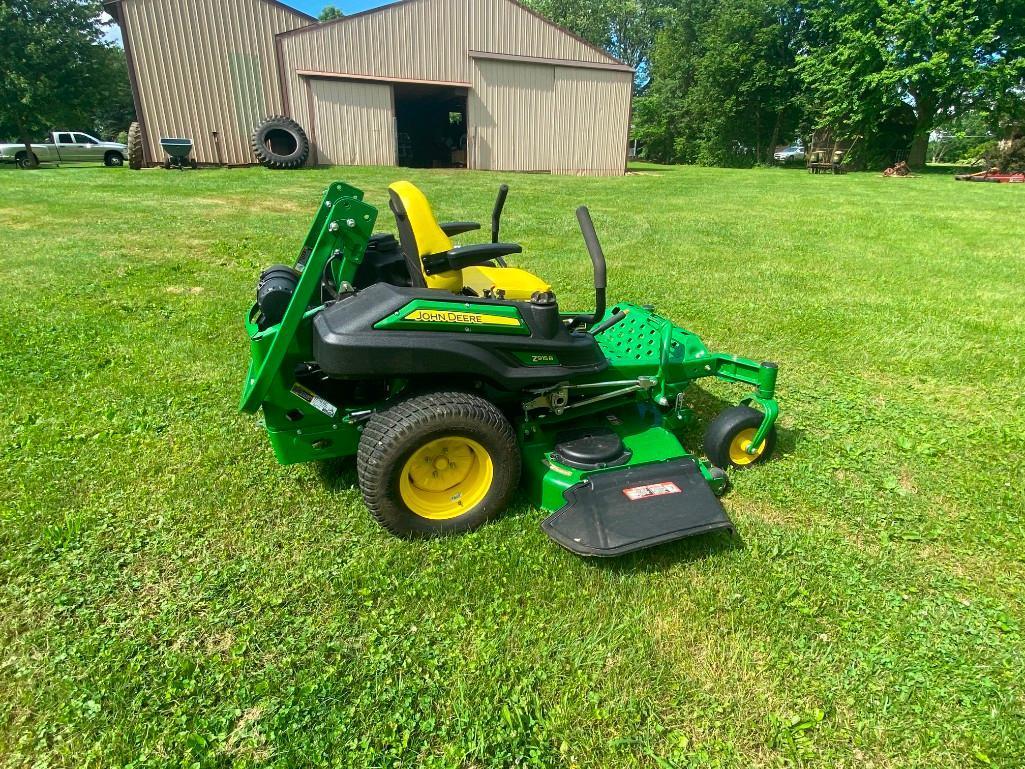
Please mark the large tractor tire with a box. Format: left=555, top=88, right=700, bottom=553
left=251, top=115, right=310, bottom=170
left=127, top=122, right=144, bottom=170
left=357, top=392, right=521, bottom=538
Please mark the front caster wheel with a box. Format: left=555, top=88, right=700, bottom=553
left=704, top=405, right=776, bottom=470
left=357, top=391, right=521, bottom=538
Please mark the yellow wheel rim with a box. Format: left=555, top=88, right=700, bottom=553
left=399, top=436, right=494, bottom=520
left=728, top=428, right=765, bottom=466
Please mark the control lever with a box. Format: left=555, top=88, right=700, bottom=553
left=491, top=184, right=509, bottom=266
left=575, top=206, right=607, bottom=329
left=589, top=309, right=628, bottom=336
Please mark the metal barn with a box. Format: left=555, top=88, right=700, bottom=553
left=105, top=0, right=634, bottom=175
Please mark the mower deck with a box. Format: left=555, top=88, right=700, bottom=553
left=542, top=457, right=733, bottom=556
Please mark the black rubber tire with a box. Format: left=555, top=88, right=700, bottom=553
left=703, top=405, right=776, bottom=470
left=251, top=115, right=310, bottom=170
left=16, top=151, right=39, bottom=170
left=104, top=151, right=124, bottom=167
left=357, top=391, right=520, bottom=538
left=127, top=122, right=143, bottom=170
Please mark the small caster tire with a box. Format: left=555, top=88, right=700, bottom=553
left=704, top=405, right=776, bottom=470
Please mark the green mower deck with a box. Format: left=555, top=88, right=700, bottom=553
left=240, top=180, right=780, bottom=556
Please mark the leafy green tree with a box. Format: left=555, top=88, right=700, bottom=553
left=798, top=0, right=1022, bottom=167
left=0, top=0, right=113, bottom=166
left=633, top=0, right=804, bottom=165
left=928, top=112, right=994, bottom=164
left=522, top=0, right=667, bottom=82
left=318, top=5, right=344, bottom=21
left=90, top=45, right=136, bottom=139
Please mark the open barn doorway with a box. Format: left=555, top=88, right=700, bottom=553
left=393, top=83, right=468, bottom=168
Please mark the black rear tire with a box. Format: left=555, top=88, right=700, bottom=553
left=16, top=152, right=39, bottom=170
left=251, top=115, right=310, bottom=170
left=704, top=405, right=776, bottom=470
left=357, top=392, right=520, bottom=538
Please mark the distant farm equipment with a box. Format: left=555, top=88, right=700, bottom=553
left=159, top=137, right=197, bottom=170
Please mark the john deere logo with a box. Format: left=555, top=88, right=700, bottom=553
left=405, top=309, right=520, bottom=327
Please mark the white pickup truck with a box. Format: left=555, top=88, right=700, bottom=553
left=0, top=131, right=128, bottom=168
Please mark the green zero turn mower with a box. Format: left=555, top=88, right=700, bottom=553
left=240, top=180, right=780, bottom=556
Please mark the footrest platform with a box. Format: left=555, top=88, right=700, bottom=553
left=541, top=458, right=733, bottom=557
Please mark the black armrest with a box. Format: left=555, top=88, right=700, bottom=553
left=422, top=243, right=522, bottom=275
left=439, top=221, right=481, bottom=237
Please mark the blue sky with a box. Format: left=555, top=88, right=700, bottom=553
left=288, top=0, right=384, bottom=16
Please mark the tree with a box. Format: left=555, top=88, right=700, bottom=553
left=318, top=5, right=344, bottom=21
left=0, top=0, right=114, bottom=166
left=90, top=45, right=136, bottom=139
left=633, top=0, right=804, bottom=165
left=798, top=0, right=1022, bottom=167
left=522, top=0, right=668, bottom=85
left=928, top=112, right=993, bottom=163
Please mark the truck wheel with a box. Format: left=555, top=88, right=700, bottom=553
left=357, top=392, right=520, bottom=538
left=16, top=152, right=39, bottom=170
left=127, top=122, right=143, bottom=170
left=704, top=405, right=776, bottom=470
left=104, top=152, right=124, bottom=167
left=251, top=115, right=309, bottom=170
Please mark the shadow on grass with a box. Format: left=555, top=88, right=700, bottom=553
left=314, top=456, right=358, bottom=491
left=918, top=163, right=986, bottom=176
left=580, top=528, right=744, bottom=574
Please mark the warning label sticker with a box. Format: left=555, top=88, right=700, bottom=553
left=290, top=383, right=338, bottom=417
left=622, top=482, right=682, bottom=501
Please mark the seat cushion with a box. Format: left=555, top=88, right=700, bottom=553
left=462, top=266, right=551, bottom=301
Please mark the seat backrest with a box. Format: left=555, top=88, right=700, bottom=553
left=388, top=181, right=462, bottom=292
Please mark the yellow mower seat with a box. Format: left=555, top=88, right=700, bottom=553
left=461, top=265, right=551, bottom=301
left=388, top=180, right=551, bottom=300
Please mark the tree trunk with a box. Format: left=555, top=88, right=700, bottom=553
left=767, top=110, right=784, bottom=164
left=908, top=133, right=928, bottom=169
left=907, top=96, right=934, bottom=169
left=20, top=137, right=39, bottom=169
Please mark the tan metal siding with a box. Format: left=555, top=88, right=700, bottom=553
left=279, top=0, right=467, bottom=132
left=464, top=0, right=619, bottom=66
left=552, top=68, right=631, bottom=175
left=468, top=60, right=629, bottom=174
left=308, top=79, right=396, bottom=166
left=467, top=59, right=553, bottom=172
left=279, top=0, right=625, bottom=125
left=121, top=0, right=629, bottom=173
left=121, top=0, right=311, bottom=164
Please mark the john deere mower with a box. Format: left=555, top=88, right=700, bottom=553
left=240, top=181, right=780, bottom=556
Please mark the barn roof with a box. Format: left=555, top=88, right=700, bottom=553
left=275, top=0, right=631, bottom=70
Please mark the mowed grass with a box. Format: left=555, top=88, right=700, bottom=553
left=1, top=162, right=1023, bottom=769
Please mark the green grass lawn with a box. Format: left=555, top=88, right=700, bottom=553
left=1, top=163, right=1023, bottom=768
